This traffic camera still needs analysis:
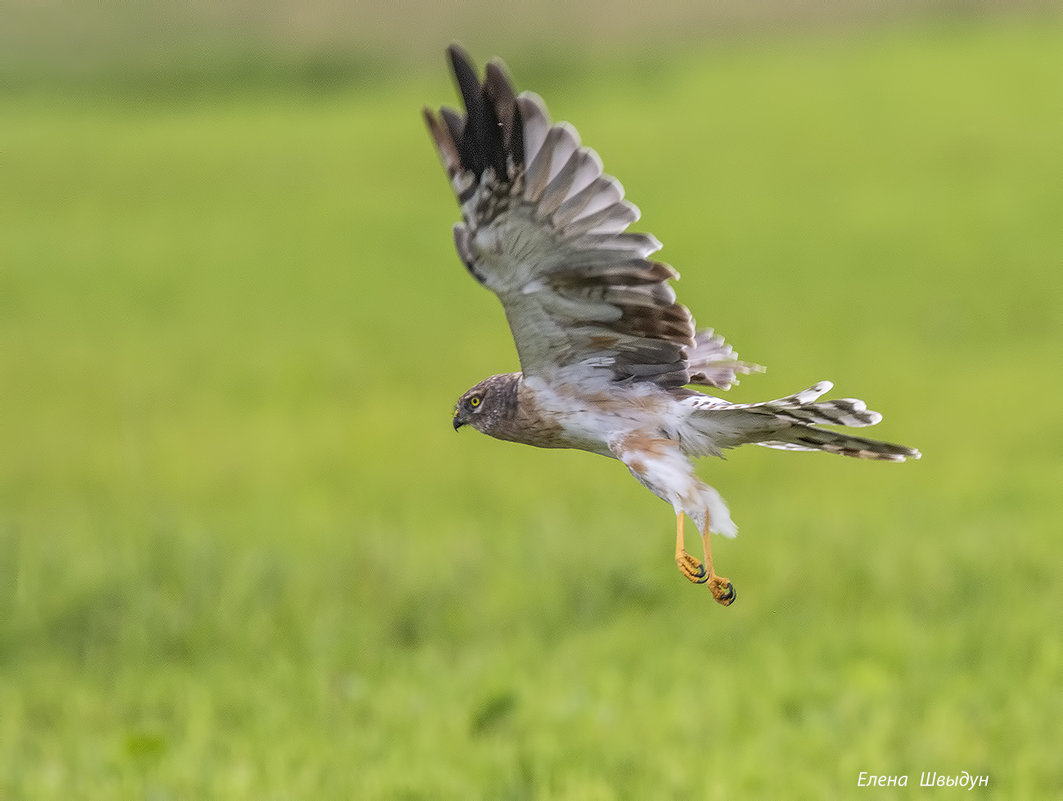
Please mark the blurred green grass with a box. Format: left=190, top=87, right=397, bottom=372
left=2, top=19, right=1062, bottom=799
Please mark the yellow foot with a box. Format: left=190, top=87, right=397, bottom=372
left=675, top=512, right=737, bottom=606
left=708, top=576, right=736, bottom=607
left=676, top=551, right=709, bottom=584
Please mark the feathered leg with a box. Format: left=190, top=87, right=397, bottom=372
left=675, top=512, right=735, bottom=606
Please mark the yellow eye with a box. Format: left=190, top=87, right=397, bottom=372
left=468, top=396, right=481, bottom=408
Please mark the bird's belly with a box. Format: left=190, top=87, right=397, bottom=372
left=539, top=405, right=644, bottom=457
left=518, top=377, right=677, bottom=457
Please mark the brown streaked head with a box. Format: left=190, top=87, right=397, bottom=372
left=452, top=373, right=520, bottom=435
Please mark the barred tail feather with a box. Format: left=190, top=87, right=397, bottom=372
left=758, top=429, right=921, bottom=462
left=751, top=381, right=921, bottom=460
left=710, top=381, right=892, bottom=428
left=687, top=380, right=921, bottom=461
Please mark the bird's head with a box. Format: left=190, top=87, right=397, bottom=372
left=452, top=373, right=519, bottom=435
left=452, top=384, right=488, bottom=431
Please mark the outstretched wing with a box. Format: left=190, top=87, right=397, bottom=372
left=424, top=45, right=754, bottom=388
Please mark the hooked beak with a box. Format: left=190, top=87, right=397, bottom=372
left=452, top=408, right=466, bottom=431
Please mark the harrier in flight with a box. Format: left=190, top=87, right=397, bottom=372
left=425, top=45, right=919, bottom=606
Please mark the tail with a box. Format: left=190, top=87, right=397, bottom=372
left=757, top=427, right=921, bottom=462
left=691, top=380, right=921, bottom=462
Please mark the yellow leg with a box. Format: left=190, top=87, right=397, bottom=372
left=700, top=521, right=736, bottom=606
left=674, top=512, right=736, bottom=607
left=675, top=512, right=708, bottom=584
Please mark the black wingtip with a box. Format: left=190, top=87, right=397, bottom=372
left=440, top=44, right=523, bottom=180
left=431, top=44, right=526, bottom=186
left=446, top=42, right=472, bottom=67
left=447, top=44, right=481, bottom=112
left=483, top=59, right=523, bottom=163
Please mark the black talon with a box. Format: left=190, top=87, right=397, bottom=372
left=716, top=582, right=736, bottom=605
left=687, top=560, right=709, bottom=583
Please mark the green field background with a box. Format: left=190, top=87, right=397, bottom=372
left=2, top=6, right=1061, bottom=799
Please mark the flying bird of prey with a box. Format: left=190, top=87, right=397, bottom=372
left=424, top=45, right=920, bottom=606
